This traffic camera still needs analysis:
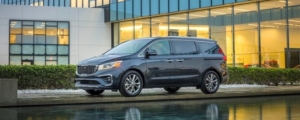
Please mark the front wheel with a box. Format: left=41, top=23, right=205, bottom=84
left=164, top=87, right=181, bottom=93
left=119, top=71, right=144, bottom=97
left=200, top=71, right=220, bottom=94
left=86, top=90, right=104, bottom=96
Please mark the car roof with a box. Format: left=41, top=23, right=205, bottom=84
left=150, top=36, right=217, bottom=43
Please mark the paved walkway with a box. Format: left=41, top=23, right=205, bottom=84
left=12, top=86, right=300, bottom=107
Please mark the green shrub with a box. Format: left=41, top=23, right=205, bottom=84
left=0, top=65, right=299, bottom=89
left=0, top=65, right=76, bottom=89
left=227, top=67, right=300, bottom=85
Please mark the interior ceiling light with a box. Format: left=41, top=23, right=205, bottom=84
left=228, top=8, right=248, bottom=11
left=289, top=20, right=300, bottom=22
left=210, top=11, right=226, bottom=14
left=279, top=1, right=292, bottom=3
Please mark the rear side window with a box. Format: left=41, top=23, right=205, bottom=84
left=197, top=42, right=219, bottom=54
left=172, top=41, right=197, bottom=55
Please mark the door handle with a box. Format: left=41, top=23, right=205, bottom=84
left=176, top=59, right=184, bottom=62
left=165, top=59, right=174, bottom=63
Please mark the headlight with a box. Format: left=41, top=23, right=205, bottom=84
left=98, top=61, right=122, bottom=70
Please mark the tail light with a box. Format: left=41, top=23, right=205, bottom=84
left=218, top=48, right=227, bottom=61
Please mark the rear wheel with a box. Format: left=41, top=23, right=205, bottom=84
left=200, top=71, right=220, bottom=94
left=164, top=87, right=181, bottom=93
left=86, top=90, right=104, bottom=96
left=119, top=70, right=143, bottom=97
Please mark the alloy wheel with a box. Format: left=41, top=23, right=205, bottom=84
left=205, top=73, right=219, bottom=92
left=124, top=74, right=141, bottom=94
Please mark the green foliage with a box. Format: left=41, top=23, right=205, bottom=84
left=227, top=67, right=300, bottom=85
left=0, top=65, right=76, bottom=89
left=0, top=65, right=299, bottom=89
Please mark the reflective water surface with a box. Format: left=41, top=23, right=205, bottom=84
left=1, top=95, right=300, bottom=120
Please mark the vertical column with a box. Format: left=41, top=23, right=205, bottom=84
left=257, top=2, right=262, bottom=67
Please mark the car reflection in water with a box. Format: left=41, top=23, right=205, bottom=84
left=72, top=103, right=226, bottom=120
left=2, top=95, right=300, bottom=120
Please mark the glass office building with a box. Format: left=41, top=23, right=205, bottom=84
left=110, top=0, right=300, bottom=69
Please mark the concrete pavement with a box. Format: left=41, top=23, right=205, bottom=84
left=3, top=86, right=298, bottom=107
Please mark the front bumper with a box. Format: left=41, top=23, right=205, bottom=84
left=75, top=76, right=114, bottom=90
left=75, top=68, right=124, bottom=90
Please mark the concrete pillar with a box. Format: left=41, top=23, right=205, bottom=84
left=0, top=79, right=18, bottom=107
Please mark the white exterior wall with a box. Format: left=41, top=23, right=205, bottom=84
left=0, top=5, right=111, bottom=65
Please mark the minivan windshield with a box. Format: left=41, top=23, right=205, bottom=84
left=104, top=38, right=153, bottom=55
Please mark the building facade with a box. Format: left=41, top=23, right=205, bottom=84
left=0, top=4, right=111, bottom=65
left=1, top=0, right=300, bottom=68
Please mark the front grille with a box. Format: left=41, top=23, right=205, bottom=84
left=77, top=66, right=96, bottom=74
left=80, top=80, right=100, bottom=85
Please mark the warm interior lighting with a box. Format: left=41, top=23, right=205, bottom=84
left=120, top=26, right=142, bottom=30
left=279, top=1, right=292, bottom=3
left=248, top=24, right=258, bottom=26
left=159, top=26, right=208, bottom=30
left=210, top=11, right=227, bottom=14
left=228, top=8, right=249, bottom=11
left=289, top=20, right=300, bottom=22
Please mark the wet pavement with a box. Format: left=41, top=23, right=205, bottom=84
left=1, top=95, right=300, bottom=120
left=13, top=86, right=300, bottom=106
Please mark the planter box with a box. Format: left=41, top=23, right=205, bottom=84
left=0, top=79, right=18, bottom=107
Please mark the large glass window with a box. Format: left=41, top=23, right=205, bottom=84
left=9, top=21, right=69, bottom=65
left=234, top=4, right=259, bottom=68
left=135, top=19, right=150, bottom=39
left=210, top=7, right=233, bottom=66
left=188, top=11, right=209, bottom=38
left=169, top=13, right=188, bottom=36
left=201, top=0, right=211, bottom=7
left=160, top=0, right=168, bottom=14
left=169, top=0, right=178, bottom=12
left=224, top=0, right=235, bottom=4
left=190, top=0, right=200, bottom=10
left=120, top=21, right=134, bottom=43
left=142, top=0, right=150, bottom=16
left=113, top=23, right=119, bottom=46
left=151, top=16, right=168, bottom=37
left=260, top=0, right=287, bottom=68
left=133, top=0, right=141, bottom=17
left=212, top=0, right=223, bottom=6
left=110, top=0, right=117, bottom=21
left=66, top=0, right=70, bottom=7
left=125, top=0, right=133, bottom=19
left=96, top=0, right=101, bottom=6
left=117, top=0, right=125, bottom=20
left=83, top=0, right=89, bottom=8
left=289, top=0, right=300, bottom=49
left=103, top=0, right=109, bottom=5
left=179, top=0, right=188, bottom=11
left=151, top=0, right=159, bottom=15
left=71, top=0, right=76, bottom=7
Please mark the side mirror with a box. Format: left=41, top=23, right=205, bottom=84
left=146, top=49, right=158, bottom=56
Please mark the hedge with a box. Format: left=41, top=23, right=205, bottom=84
left=0, top=65, right=299, bottom=89
left=227, top=67, right=300, bottom=85
left=0, top=65, right=76, bottom=89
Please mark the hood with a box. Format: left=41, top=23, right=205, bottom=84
left=78, top=54, right=130, bottom=65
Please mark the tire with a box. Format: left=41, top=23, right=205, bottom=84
left=164, top=87, right=181, bottom=93
left=119, top=70, right=143, bottom=97
left=85, top=90, right=104, bottom=96
left=200, top=71, right=220, bottom=94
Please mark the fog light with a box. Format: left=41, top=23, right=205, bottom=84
left=100, top=75, right=113, bottom=84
